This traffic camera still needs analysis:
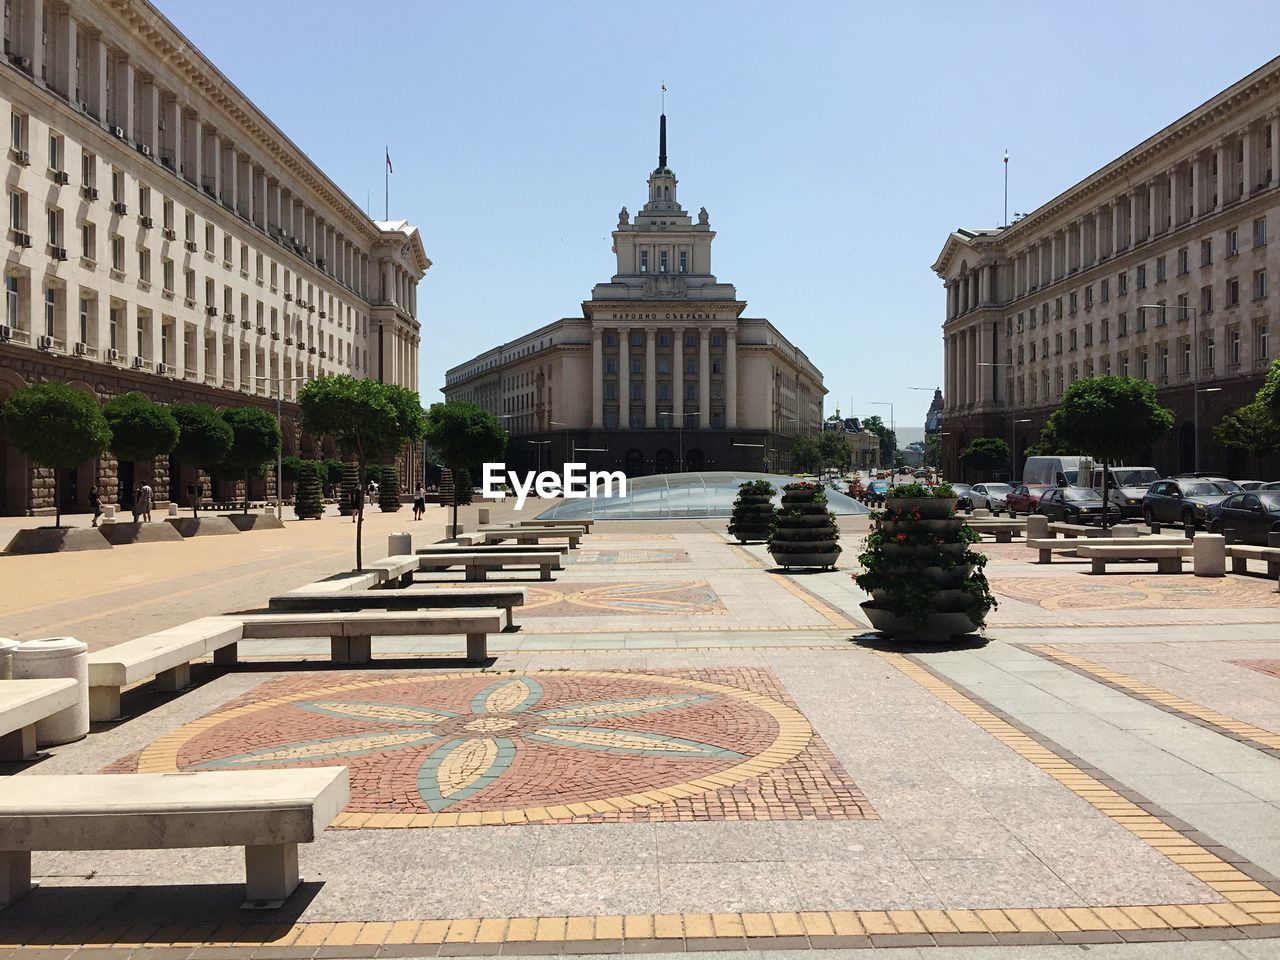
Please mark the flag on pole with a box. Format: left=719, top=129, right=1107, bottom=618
left=661, top=83, right=666, bottom=92
left=386, top=149, right=393, bottom=174
left=1003, top=150, right=1009, bottom=165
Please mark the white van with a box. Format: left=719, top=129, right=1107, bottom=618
left=1021, top=456, right=1094, bottom=488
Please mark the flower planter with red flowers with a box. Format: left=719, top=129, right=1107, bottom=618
left=767, top=482, right=841, bottom=571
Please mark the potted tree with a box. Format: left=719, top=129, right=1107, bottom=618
left=293, top=460, right=324, bottom=520
left=856, top=482, right=997, bottom=640
left=378, top=465, right=402, bottom=512
left=424, top=400, right=508, bottom=537
left=767, top=481, right=841, bottom=570
left=220, top=407, right=283, bottom=529
left=727, top=479, right=775, bottom=543
left=170, top=403, right=233, bottom=518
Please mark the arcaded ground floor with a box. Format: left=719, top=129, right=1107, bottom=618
left=1, top=498, right=1279, bottom=958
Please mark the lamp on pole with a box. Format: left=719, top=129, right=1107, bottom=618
left=251, top=373, right=310, bottom=519
left=549, top=421, right=569, bottom=468
left=1141, top=303, right=1201, bottom=470
left=525, top=439, right=551, bottom=473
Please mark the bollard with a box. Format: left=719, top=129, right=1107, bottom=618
left=1151, top=520, right=1161, bottom=535
left=12, top=637, right=89, bottom=746
left=167, top=502, right=179, bottom=518
left=478, top=507, right=491, bottom=525
left=387, top=532, right=412, bottom=557
left=1192, top=533, right=1226, bottom=577
left=1269, top=531, right=1280, bottom=548
left=1183, top=520, right=1196, bottom=540
left=1025, top=514, right=1049, bottom=541
left=0, top=639, right=17, bottom=679
left=103, top=504, right=116, bottom=522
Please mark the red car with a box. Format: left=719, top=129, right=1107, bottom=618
left=1006, top=483, right=1051, bottom=514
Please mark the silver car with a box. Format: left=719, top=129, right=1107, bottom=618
left=970, top=483, right=1013, bottom=510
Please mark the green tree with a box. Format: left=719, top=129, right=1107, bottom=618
left=924, top=434, right=942, bottom=468
left=862, top=415, right=897, bottom=466
left=301, top=376, right=427, bottom=568
left=170, top=403, right=233, bottom=516
left=1025, top=418, right=1071, bottom=456
left=817, top=430, right=851, bottom=477
left=791, top=435, right=823, bottom=474
left=220, top=407, right=282, bottom=514
left=2, top=383, right=111, bottom=528
left=1213, top=401, right=1280, bottom=476
left=1042, top=376, right=1174, bottom=527
left=959, top=437, right=1011, bottom=478
left=423, top=400, right=509, bottom=535
left=1258, top=356, right=1280, bottom=422
left=102, top=392, right=179, bottom=477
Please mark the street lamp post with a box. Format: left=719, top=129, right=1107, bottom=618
left=1140, top=303, right=1201, bottom=470
left=525, top=439, right=551, bottom=473
left=251, top=373, right=310, bottom=519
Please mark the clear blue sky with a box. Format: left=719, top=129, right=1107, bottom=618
left=158, top=1, right=1280, bottom=432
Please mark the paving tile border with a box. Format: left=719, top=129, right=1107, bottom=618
left=1017, top=643, right=1280, bottom=756
left=9, top=649, right=1280, bottom=954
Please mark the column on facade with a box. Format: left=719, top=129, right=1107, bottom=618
left=87, top=36, right=107, bottom=119
left=618, top=327, right=630, bottom=429
left=967, top=327, right=977, bottom=406
left=944, top=333, right=953, bottom=409
left=1270, top=115, right=1280, bottom=188
left=698, top=328, right=710, bottom=428
left=979, top=321, right=993, bottom=404
left=1169, top=165, right=1182, bottom=229
left=955, top=330, right=966, bottom=408
left=55, top=10, right=76, bottom=101
left=1190, top=153, right=1202, bottom=218
left=1241, top=125, right=1255, bottom=199
left=672, top=326, right=685, bottom=425
left=1215, top=140, right=1227, bottom=210
left=644, top=327, right=656, bottom=428
left=1111, top=202, right=1123, bottom=251
left=1093, top=208, right=1105, bottom=258
left=725, top=328, right=738, bottom=428
left=120, top=57, right=136, bottom=140
left=1128, top=188, right=1139, bottom=245
left=382, top=261, right=394, bottom=304
left=944, top=281, right=954, bottom=320
left=1147, top=181, right=1157, bottom=238
left=977, top=264, right=988, bottom=306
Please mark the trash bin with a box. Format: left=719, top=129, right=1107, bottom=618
left=12, top=637, right=89, bottom=746
left=387, top=532, right=412, bottom=556
left=0, top=638, right=17, bottom=679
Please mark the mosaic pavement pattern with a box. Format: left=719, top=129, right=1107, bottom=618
left=109, top=669, right=872, bottom=827
left=567, top=549, right=690, bottom=565
left=516, top=580, right=724, bottom=617
left=992, top=575, right=1279, bottom=610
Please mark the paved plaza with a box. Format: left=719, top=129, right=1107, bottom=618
left=2, top=503, right=1280, bottom=958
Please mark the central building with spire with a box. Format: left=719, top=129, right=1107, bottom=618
left=443, top=115, right=826, bottom=477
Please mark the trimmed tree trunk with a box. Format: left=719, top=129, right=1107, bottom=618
left=54, top=470, right=61, bottom=529
left=356, top=462, right=365, bottom=570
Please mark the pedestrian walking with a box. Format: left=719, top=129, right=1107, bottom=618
left=139, top=482, right=153, bottom=522
left=413, top=484, right=425, bottom=520
left=89, top=486, right=102, bottom=527
left=351, top=484, right=363, bottom=523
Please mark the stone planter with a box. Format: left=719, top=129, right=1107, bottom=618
left=225, top=513, right=285, bottom=532
left=884, top=496, right=958, bottom=520
left=4, top=527, right=112, bottom=554
left=770, top=549, right=841, bottom=570
left=728, top=487, right=776, bottom=543
left=767, top=482, right=841, bottom=571
left=860, top=603, right=979, bottom=641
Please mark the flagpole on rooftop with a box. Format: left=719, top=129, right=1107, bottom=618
left=384, top=145, right=389, bottom=221
left=1003, top=149, right=1009, bottom=228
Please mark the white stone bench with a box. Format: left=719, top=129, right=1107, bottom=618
left=966, top=522, right=1024, bottom=543
left=1047, top=522, right=1112, bottom=539
left=479, top=528, right=582, bottom=549
left=0, top=679, right=80, bottom=761
left=417, top=551, right=562, bottom=582
left=1075, top=542, right=1192, bottom=574
left=240, top=608, right=505, bottom=663
left=1027, top=536, right=1184, bottom=564
left=87, top=617, right=243, bottom=722
left=1227, top=545, right=1280, bottom=577
left=268, top=586, right=526, bottom=631
left=0, top=767, right=348, bottom=908
left=417, top=543, right=570, bottom=556
left=365, top=555, right=419, bottom=588
left=507, top=518, right=593, bottom=531
left=283, top=571, right=382, bottom=596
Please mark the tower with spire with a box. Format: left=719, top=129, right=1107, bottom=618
left=590, top=112, right=737, bottom=302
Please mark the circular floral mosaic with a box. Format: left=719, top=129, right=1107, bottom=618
left=134, top=671, right=819, bottom=826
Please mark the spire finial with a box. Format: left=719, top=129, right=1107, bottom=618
left=659, top=112, right=667, bottom=169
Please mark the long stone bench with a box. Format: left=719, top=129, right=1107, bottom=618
left=418, top=551, right=562, bottom=582
left=87, top=616, right=243, bottom=721
left=967, top=522, right=1024, bottom=543
left=0, top=679, right=80, bottom=761
left=0, top=767, right=348, bottom=908
left=239, top=608, right=505, bottom=663
left=478, top=528, right=582, bottom=549
left=1227, top=544, right=1280, bottom=577
left=1027, top=536, right=1185, bottom=564
left=1046, top=522, right=1112, bottom=539
left=282, top=570, right=382, bottom=596
left=417, top=543, right=570, bottom=557
left=1075, top=542, right=1192, bottom=574
left=365, top=555, right=419, bottom=588
left=268, top=586, right=526, bottom=631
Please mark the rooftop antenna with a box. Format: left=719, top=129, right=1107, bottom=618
left=1003, top=149, right=1009, bottom=228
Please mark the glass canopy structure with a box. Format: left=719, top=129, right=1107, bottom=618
left=535, top=472, right=870, bottom=521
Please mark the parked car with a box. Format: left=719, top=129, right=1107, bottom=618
left=867, top=479, right=892, bottom=498
left=1037, top=486, right=1122, bottom=525
left=1142, top=478, right=1232, bottom=527
left=970, top=483, right=1013, bottom=511
left=1093, top=466, right=1162, bottom=518
left=1171, top=473, right=1243, bottom=494
left=1235, top=480, right=1265, bottom=491
left=1006, top=483, right=1051, bottom=514
left=949, top=482, right=974, bottom=511
left=1207, top=491, right=1280, bottom=544
left=1260, top=481, right=1280, bottom=491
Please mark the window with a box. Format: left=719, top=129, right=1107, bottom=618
left=223, top=234, right=232, bottom=264
left=1227, top=276, right=1240, bottom=307
left=109, top=305, right=120, bottom=350
left=1084, top=323, right=1093, bottom=346
left=47, top=132, right=61, bottom=172
left=1254, top=217, right=1267, bottom=248
left=1177, top=292, right=1190, bottom=317
left=80, top=221, right=94, bottom=259
left=1200, top=237, right=1212, bottom=266
left=686, top=357, right=696, bottom=374
left=639, top=250, right=648, bottom=273
left=712, top=333, right=722, bottom=347
left=659, top=250, right=668, bottom=273
left=630, top=358, right=641, bottom=374
left=1156, top=256, right=1166, bottom=282
left=630, top=331, right=642, bottom=347
left=8, top=190, right=25, bottom=231
left=1227, top=227, right=1239, bottom=257
left=78, top=297, right=90, bottom=344
left=184, top=268, right=196, bottom=301
left=205, top=277, right=215, bottom=307
left=1029, top=343, right=1037, bottom=361
left=604, top=332, right=615, bottom=346
left=630, top=383, right=642, bottom=401
left=1118, top=271, right=1128, bottom=295
left=1055, top=333, right=1063, bottom=354
left=162, top=258, right=174, bottom=292
left=1258, top=322, right=1270, bottom=361
left=1255, top=269, right=1268, bottom=301
left=10, top=111, right=26, bottom=151
left=712, top=358, right=722, bottom=373
left=1085, top=286, right=1093, bottom=309
left=43, top=287, right=55, bottom=335
left=256, top=253, right=264, bottom=281
left=1068, top=292, right=1077, bottom=314
left=111, top=169, right=124, bottom=204
left=1230, top=328, right=1241, bottom=366
left=1136, top=265, right=1146, bottom=289
left=205, top=222, right=214, bottom=252
left=1135, top=310, right=1145, bottom=333
left=686, top=333, right=696, bottom=346
left=1069, top=329, right=1077, bottom=351
left=1118, top=313, right=1128, bottom=337
left=685, top=384, right=696, bottom=401
left=658, top=333, right=669, bottom=347
left=138, top=185, right=150, bottom=218
left=604, top=358, right=616, bottom=374
left=1177, top=247, right=1189, bottom=275
left=1120, top=354, right=1129, bottom=377
left=1205, top=335, right=1216, bottom=371
left=163, top=198, right=174, bottom=231
left=657, top=357, right=670, bottom=374
left=1200, top=285, right=1213, bottom=314
left=185, top=211, right=195, bottom=241
left=5, top=276, right=18, bottom=327
left=679, top=251, right=688, bottom=274
left=47, top=206, right=61, bottom=246
left=139, top=247, right=151, bottom=284
left=1141, top=351, right=1149, bottom=380
left=658, top=383, right=670, bottom=400
left=1101, top=278, right=1110, bottom=302
left=110, top=234, right=124, bottom=272
left=1101, top=318, right=1110, bottom=342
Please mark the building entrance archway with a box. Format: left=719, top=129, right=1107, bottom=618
left=654, top=448, right=675, bottom=474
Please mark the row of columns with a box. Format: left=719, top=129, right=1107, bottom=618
left=945, top=323, right=993, bottom=410
left=590, top=326, right=737, bottom=430
left=381, top=260, right=417, bottom=315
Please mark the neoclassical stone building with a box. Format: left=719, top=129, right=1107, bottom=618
left=2, top=0, right=428, bottom=514
left=444, top=115, right=826, bottom=476
left=934, top=57, right=1280, bottom=481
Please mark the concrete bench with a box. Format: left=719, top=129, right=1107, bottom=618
left=479, top=528, right=582, bottom=549
left=240, top=608, right=505, bottom=663
left=0, top=679, right=80, bottom=761
left=512, top=518, right=593, bottom=531
left=1075, top=542, right=1192, bottom=574
left=365, top=555, right=419, bottom=588
left=1046, top=522, right=1112, bottom=539
left=87, top=616, right=243, bottom=722
left=1226, top=545, right=1280, bottom=577
left=967, top=522, right=1024, bottom=543
left=417, top=543, right=570, bottom=557
left=0, top=767, right=348, bottom=908
left=268, top=586, right=526, bottom=631
left=418, top=551, right=561, bottom=582
left=1027, top=536, right=1184, bottom=564
left=282, top=571, right=382, bottom=596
